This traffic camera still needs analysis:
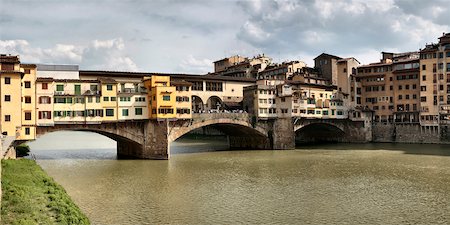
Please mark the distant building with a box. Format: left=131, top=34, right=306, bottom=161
left=314, top=53, right=342, bottom=86
left=419, top=33, right=450, bottom=125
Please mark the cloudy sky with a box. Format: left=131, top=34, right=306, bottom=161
left=0, top=0, right=449, bottom=74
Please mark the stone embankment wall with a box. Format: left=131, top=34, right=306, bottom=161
left=372, top=123, right=450, bottom=144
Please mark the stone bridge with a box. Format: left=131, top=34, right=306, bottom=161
left=34, top=113, right=296, bottom=159
left=294, top=118, right=372, bottom=143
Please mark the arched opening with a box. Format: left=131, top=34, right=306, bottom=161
left=171, top=123, right=269, bottom=154
left=191, top=95, right=204, bottom=113
left=295, top=123, right=345, bottom=145
left=27, top=130, right=141, bottom=159
left=206, top=96, right=223, bottom=111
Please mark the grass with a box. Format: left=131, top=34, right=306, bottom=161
left=1, top=159, right=90, bottom=225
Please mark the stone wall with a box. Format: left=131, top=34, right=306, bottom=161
left=372, top=123, right=450, bottom=144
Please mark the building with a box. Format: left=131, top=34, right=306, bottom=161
left=213, top=55, right=247, bottom=73
left=144, top=75, right=176, bottom=120
left=314, top=53, right=342, bottom=86
left=419, top=33, right=450, bottom=125
left=19, top=64, right=37, bottom=140
left=0, top=55, right=23, bottom=138
left=172, top=80, right=192, bottom=119
left=257, top=60, right=306, bottom=80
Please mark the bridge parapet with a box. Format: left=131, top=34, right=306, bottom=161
left=192, top=113, right=250, bottom=122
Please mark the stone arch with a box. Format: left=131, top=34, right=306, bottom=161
left=191, top=95, right=204, bottom=113
left=169, top=118, right=267, bottom=143
left=35, top=122, right=146, bottom=158
left=295, top=122, right=345, bottom=144
left=206, top=95, right=223, bottom=111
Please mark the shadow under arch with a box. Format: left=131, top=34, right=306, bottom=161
left=170, top=122, right=270, bottom=152
left=295, top=122, right=345, bottom=144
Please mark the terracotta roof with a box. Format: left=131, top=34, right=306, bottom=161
left=171, top=80, right=192, bottom=86
left=314, top=53, right=342, bottom=60
left=0, top=55, right=20, bottom=63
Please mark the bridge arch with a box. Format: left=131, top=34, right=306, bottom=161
left=169, top=117, right=267, bottom=143
left=35, top=122, right=147, bottom=158
left=192, top=95, right=204, bottom=113
left=295, top=122, right=345, bottom=144
left=205, top=95, right=223, bottom=111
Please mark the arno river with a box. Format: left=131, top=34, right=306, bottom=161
left=29, top=131, right=450, bottom=225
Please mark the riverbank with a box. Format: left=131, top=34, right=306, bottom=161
left=1, top=159, right=89, bottom=224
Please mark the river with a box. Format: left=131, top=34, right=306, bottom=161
left=28, top=131, right=450, bottom=225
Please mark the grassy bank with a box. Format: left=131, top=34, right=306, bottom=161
left=1, top=159, right=89, bottom=225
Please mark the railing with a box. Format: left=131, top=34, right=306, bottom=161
left=192, top=112, right=250, bottom=122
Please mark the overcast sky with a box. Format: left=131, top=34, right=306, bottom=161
left=1, top=0, right=449, bottom=74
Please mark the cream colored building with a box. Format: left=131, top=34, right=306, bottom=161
left=35, top=78, right=55, bottom=126
left=99, top=78, right=118, bottom=122
left=118, top=82, right=148, bottom=120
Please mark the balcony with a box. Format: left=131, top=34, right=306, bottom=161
left=83, top=90, right=101, bottom=95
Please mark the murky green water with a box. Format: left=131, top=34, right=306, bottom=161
left=29, top=132, right=450, bottom=225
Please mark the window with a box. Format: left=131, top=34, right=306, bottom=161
left=4, top=77, right=11, bottom=84
left=192, top=81, right=203, bottom=91
left=25, top=96, right=31, bottom=103
left=162, top=95, right=170, bottom=101
left=4, top=95, right=10, bottom=102
left=447, top=52, right=450, bottom=57
left=107, top=84, right=113, bottom=90
left=122, top=109, right=129, bottom=116
left=158, top=108, right=174, bottom=114
left=88, top=96, right=93, bottom=103
left=421, top=86, right=427, bottom=91
left=5, top=115, right=11, bottom=122
left=25, top=128, right=30, bottom=135
left=42, top=83, right=48, bottom=89
left=422, top=65, right=426, bottom=70
left=135, top=97, right=145, bottom=102
left=398, top=95, right=402, bottom=100
left=74, top=84, right=81, bottom=95
left=106, top=109, right=114, bottom=117
left=24, top=81, right=31, bottom=88
left=96, top=96, right=101, bottom=103
left=205, top=82, right=223, bottom=91
left=24, top=69, right=31, bottom=74
left=422, top=75, right=426, bottom=81
left=39, top=96, right=51, bottom=104
left=421, top=96, right=427, bottom=102
left=54, top=97, right=66, bottom=104
left=406, top=95, right=410, bottom=100
left=405, top=85, right=409, bottom=90
left=398, top=85, right=402, bottom=90
left=111, top=97, right=116, bottom=101
left=412, top=84, right=417, bottom=89
left=103, top=97, right=109, bottom=101
left=413, top=94, right=417, bottom=99
left=25, top=112, right=31, bottom=120
left=56, top=84, right=64, bottom=91
left=135, top=108, right=143, bottom=115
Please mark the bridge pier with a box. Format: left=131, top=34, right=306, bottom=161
left=141, top=120, right=169, bottom=159
left=269, top=118, right=295, bottom=149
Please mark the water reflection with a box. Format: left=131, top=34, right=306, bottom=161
left=28, top=132, right=450, bottom=225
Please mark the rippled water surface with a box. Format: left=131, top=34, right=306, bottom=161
left=29, top=132, right=450, bottom=225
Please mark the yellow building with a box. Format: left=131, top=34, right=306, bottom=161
left=18, top=64, right=37, bottom=140
left=143, top=75, right=176, bottom=120
left=99, top=78, right=118, bottom=122
left=0, top=55, right=23, bottom=138
left=172, top=80, right=192, bottom=119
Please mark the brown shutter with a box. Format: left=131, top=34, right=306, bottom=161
left=47, top=111, right=51, bottom=119
left=38, top=111, right=42, bottom=119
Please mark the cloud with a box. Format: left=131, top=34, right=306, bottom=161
left=235, top=0, right=450, bottom=65
left=178, top=55, right=213, bottom=74
left=0, top=38, right=139, bottom=71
